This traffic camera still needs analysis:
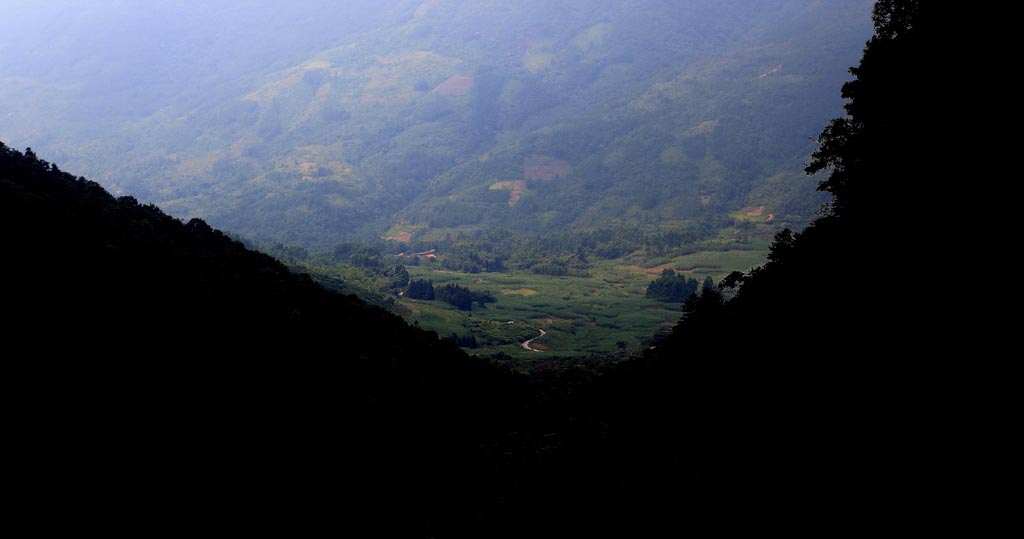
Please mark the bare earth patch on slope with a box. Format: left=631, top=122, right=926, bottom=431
left=433, top=75, right=475, bottom=96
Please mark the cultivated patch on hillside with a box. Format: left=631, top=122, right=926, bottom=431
left=524, top=156, right=572, bottom=181
left=415, top=0, right=440, bottom=19
left=432, top=74, right=475, bottom=96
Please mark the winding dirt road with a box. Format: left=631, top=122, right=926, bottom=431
left=521, top=329, right=547, bottom=352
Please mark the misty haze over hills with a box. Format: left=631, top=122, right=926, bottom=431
left=1, top=0, right=872, bottom=248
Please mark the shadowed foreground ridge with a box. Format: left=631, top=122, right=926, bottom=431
left=596, top=0, right=948, bottom=528
left=3, top=0, right=947, bottom=535
left=0, top=142, right=527, bottom=533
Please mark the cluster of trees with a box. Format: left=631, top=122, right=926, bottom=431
left=386, top=226, right=742, bottom=275
left=645, top=269, right=714, bottom=303
left=257, top=225, right=741, bottom=303
left=437, top=282, right=497, bottom=311
left=448, top=333, right=480, bottom=348
left=405, top=279, right=496, bottom=310
left=405, top=278, right=436, bottom=300
left=331, top=241, right=387, bottom=268
left=255, top=240, right=411, bottom=305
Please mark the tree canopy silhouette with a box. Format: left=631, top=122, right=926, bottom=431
left=1, top=141, right=533, bottom=535
left=573, top=0, right=947, bottom=531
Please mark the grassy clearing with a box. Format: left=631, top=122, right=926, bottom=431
left=401, top=247, right=768, bottom=359
left=500, top=288, right=539, bottom=296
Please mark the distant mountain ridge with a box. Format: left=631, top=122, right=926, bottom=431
left=1, top=0, right=873, bottom=249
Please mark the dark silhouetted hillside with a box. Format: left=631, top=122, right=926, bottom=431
left=1, top=142, right=533, bottom=534
left=526, top=0, right=956, bottom=532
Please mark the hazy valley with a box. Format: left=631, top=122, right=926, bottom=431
left=2, top=0, right=873, bottom=356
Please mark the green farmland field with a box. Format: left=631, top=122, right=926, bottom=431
left=398, top=247, right=769, bottom=359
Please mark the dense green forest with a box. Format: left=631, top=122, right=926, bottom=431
left=1, top=1, right=872, bottom=252
left=3, top=0, right=943, bottom=535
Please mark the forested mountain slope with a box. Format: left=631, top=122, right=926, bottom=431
left=1, top=1, right=873, bottom=248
